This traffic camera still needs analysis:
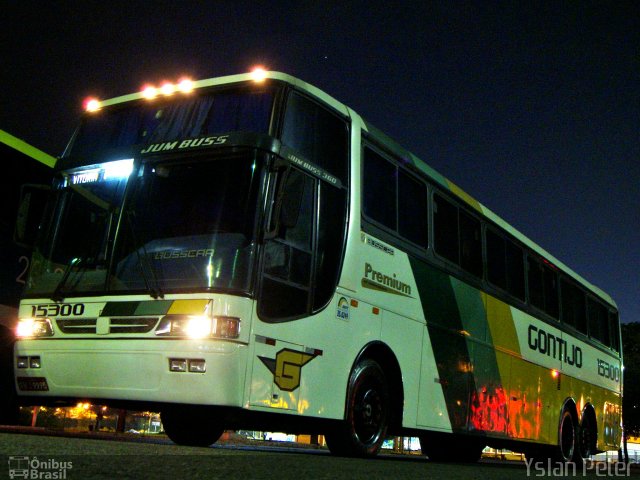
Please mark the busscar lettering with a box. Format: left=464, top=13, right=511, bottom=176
left=153, top=249, right=214, bottom=260
left=527, top=324, right=583, bottom=368
left=141, top=135, right=228, bottom=154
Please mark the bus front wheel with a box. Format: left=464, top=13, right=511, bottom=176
left=161, top=407, right=224, bottom=447
left=325, top=359, right=390, bottom=458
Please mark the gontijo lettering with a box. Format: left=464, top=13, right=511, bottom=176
left=527, top=324, right=583, bottom=368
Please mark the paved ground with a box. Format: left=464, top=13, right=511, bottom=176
left=1, top=427, right=637, bottom=480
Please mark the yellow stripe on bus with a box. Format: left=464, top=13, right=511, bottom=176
left=167, top=299, right=210, bottom=315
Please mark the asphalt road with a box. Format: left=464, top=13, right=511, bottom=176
left=0, top=430, right=635, bottom=480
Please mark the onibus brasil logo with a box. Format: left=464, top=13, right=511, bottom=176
left=8, top=456, right=72, bottom=479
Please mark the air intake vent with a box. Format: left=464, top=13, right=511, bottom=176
left=56, top=319, right=97, bottom=334
left=109, top=317, right=158, bottom=333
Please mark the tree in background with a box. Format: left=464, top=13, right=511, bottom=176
left=621, top=322, right=640, bottom=462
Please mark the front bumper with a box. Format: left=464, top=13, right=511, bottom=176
left=14, top=338, right=247, bottom=407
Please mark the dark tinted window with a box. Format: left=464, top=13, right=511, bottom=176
left=433, top=194, right=459, bottom=264
left=488, top=231, right=525, bottom=300
left=282, top=92, right=348, bottom=183
left=398, top=171, right=428, bottom=247
left=314, top=182, right=348, bottom=310
left=544, top=267, right=559, bottom=318
left=609, top=312, right=620, bottom=352
left=505, top=241, right=525, bottom=300
left=561, top=279, right=587, bottom=333
left=487, top=230, right=507, bottom=289
left=71, top=88, right=276, bottom=159
left=588, top=298, right=609, bottom=345
left=459, top=210, right=482, bottom=277
left=528, top=257, right=558, bottom=318
left=363, top=148, right=396, bottom=230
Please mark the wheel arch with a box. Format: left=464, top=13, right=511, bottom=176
left=560, top=397, right=579, bottom=422
left=351, top=341, right=404, bottom=433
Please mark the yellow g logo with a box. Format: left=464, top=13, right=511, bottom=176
left=259, top=349, right=316, bottom=392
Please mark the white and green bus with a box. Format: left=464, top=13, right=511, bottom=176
left=14, top=71, right=622, bottom=462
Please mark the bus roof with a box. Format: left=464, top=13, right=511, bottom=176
left=91, top=71, right=616, bottom=308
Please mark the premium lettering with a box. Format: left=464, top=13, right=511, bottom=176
left=363, top=263, right=411, bottom=296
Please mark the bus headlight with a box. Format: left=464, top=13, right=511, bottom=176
left=16, top=318, right=54, bottom=338
left=156, top=315, right=211, bottom=338
left=156, top=315, right=240, bottom=339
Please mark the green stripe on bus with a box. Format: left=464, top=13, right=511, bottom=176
left=0, top=129, right=57, bottom=168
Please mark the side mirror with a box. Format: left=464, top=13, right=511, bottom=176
left=14, top=184, right=51, bottom=249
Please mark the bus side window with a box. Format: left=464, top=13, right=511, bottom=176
left=588, top=298, right=610, bottom=346
left=609, top=311, right=620, bottom=352
left=561, top=278, right=587, bottom=334
left=281, top=92, right=348, bottom=184
left=398, top=171, right=428, bottom=247
left=363, top=147, right=397, bottom=230
left=433, top=193, right=459, bottom=265
left=313, top=182, right=347, bottom=311
left=528, top=257, right=558, bottom=319
left=459, top=210, right=482, bottom=277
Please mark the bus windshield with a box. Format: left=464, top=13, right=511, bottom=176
left=111, top=153, right=262, bottom=294
left=25, top=159, right=133, bottom=297
left=25, top=152, right=264, bottom=298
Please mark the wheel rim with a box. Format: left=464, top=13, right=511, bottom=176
left=559, top=413, right=575, bottom=461
left=353, top=385, right=384, bottom=445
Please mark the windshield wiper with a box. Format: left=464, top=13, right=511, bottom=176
left=51, top=257, right=83, bottom=302
left=125, top=209, right=164, bottom=299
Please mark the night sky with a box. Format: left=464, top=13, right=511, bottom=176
left=2, top=2, right=638, bottom=323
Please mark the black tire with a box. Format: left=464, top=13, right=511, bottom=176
left=526, top=409, right=579, bottom=465
left=419, top=433, right=484, bottom=463
left=160, top=407, right=224, bottom=447
left=325, top=359, right=390, bottom=458
left=557, top=409, right=577, bottom=462
left=577, top=411, right=596, bottom=460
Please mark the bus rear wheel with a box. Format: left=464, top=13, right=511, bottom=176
left=557, top=409, right=577, bottom=462
left=161, top=407, right=224, bottom=447
left=577, top=411, right=596, bottom=460
left=325, top=359, right=390, bottom=458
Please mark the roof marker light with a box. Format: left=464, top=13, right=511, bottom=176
left=142, top=85, right=158, bottom=100
left=250, top=67, right=267, bottom=82
left=84, top=98, right=101, bottom=112
left=177, top=78, right=194, bottom=93
left=160, top=82, right=175, bottom=96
